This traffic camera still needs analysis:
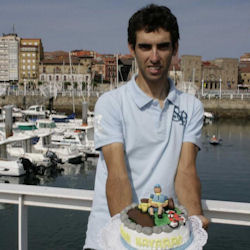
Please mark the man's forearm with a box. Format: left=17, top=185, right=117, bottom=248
left=106, top=176, right=132, bottom=216
left=175, top=171, right=203, bottom=216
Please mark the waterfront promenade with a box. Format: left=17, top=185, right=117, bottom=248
left=1, top=88, right=250, bottom=118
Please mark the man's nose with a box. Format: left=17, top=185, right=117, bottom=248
left=150, top=48, right=160, bottom=62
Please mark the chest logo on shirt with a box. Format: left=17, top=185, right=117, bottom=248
left=173, top=106, right=187, bottom=126
left=94, top=114, right=103, bottom=133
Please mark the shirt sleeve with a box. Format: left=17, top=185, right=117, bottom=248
left=183, top=98, right=204, bottom=149
left=94, top=91, right=124, bottom=150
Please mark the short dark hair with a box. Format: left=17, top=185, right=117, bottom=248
left=128, top=4, right=180, bottom=50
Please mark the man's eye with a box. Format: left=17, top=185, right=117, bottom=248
left=157, top=43, right=171, bottom=50
left=138, top=44, right=151, bottom=50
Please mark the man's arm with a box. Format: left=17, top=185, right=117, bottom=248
left=102, top=142, right=132, bottom=217
left=175, top=142, right=209, bottom=229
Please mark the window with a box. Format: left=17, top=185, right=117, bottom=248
left=22, top=65, right=26, bottom=70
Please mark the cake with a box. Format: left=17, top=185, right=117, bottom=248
left=120, top=185, right=193, bottom=250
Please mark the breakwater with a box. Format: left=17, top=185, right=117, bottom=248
left=1, top=95, right=250, bottom=118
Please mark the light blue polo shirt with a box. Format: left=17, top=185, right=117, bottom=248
left=84, top=75, right=204, bottom=250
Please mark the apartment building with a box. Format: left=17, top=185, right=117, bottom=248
left=39, top=52, right=91, bottom=90
left=101, top=54, right=117, bottom=83
left=19, top=38, right=44, bottom=85
left=0, top=33, right=20, bottom=82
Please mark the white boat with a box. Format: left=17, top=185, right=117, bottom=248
left=51, top=124, right=99, bottom=158
left=204, top=111, right=214, bottom=120
left=1, top=131, right=57, bottom=168
left=7, top=147, right=52, bottom=167
left=21, top=105, right=49, bottom=121
left=0, top=159, right=25, bottom=176
left=34, top=133, right=83, bottom=164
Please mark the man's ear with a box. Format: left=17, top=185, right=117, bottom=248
left=173, top=42, right=179, bottom=56
left=128, top=43, right=135, bottom=57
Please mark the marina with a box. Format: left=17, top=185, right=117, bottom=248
left=0, top=119, right=250, bottom=249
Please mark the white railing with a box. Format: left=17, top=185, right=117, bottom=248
left=0, top=183, right=250, bottom=250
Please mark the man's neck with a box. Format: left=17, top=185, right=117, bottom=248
left=135, top=75, right=170, bottom=107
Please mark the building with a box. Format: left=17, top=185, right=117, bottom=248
left=101, top=54, right=117, bottom=83
left=71, top=50, right=96, bottom=58
left=239, top=53, right=250, bottom=88
left=181, top=55, right=238, bottom=90
left=92, top=59, right=105, bottom=83
left=240, top=53, right=250, bottom=63
left=39, top=52, right=91, bottom=90
left=19, top=38, right=44, bottom=86
left=0, top=33, right=20, bottom=83
left=118, top=55, right=134, bottom=82
left=212, top=58, right=238, bottom=89
left=181, top=55, right=202, bottom=85
left=201, top=61, right=222, bottom=90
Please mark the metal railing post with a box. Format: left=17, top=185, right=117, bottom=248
left=18, top=195, right=28, bottom=250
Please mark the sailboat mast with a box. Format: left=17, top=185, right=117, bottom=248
left=69, top=51, right=75, bottom=113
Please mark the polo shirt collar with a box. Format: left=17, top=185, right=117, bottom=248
left=129, top=75, right=153, bottom=109
left=129, top=74, right=179, bottom=109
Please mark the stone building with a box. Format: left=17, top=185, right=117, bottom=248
left=19, top=38, right=44, bottom=86
left=212, top=58, right=238, bottom=89
left=0, top=33, right=20, bottom=83
left=202, top=61, right=222, bottom=90
left=180, top=55, right=202, bottom=86
left=181, top=55, right=238, bottom=90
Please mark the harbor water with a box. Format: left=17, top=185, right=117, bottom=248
left=0, top=119, right=250, bottom=250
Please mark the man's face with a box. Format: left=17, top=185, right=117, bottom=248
left=129, top=28, right=178, bottom=85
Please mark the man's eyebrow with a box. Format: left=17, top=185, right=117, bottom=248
left=157, top=42, right=171, bottom=46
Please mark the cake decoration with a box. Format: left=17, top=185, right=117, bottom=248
left=120, top=185, right=193, bottom=249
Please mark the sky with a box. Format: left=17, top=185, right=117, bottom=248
left=0, top=0, right=249, bottom=60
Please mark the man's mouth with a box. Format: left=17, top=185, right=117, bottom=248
left=148, top=66, right=161, bottom=74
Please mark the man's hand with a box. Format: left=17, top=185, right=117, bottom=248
left=196, top=215, right=210, bottom=230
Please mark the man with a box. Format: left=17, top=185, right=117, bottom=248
left=84, top=4, right=209, bottom=249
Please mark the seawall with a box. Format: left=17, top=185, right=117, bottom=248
left=201, top=99, right=250, bottom=119
left=1, top=95, right=249, bottom=119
